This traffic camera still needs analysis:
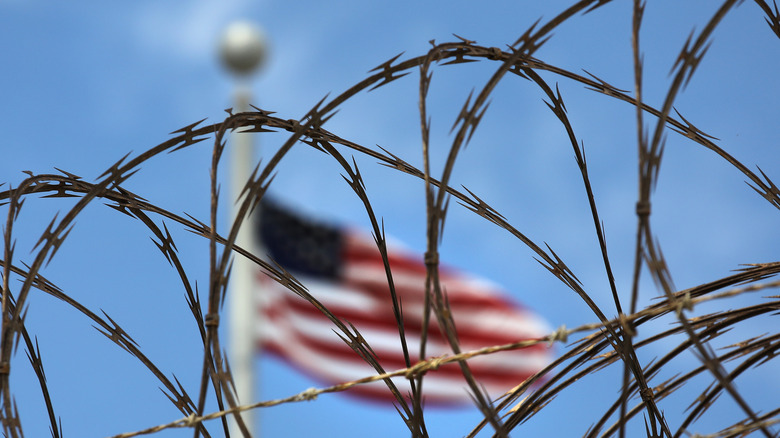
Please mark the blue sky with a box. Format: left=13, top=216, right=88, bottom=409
left=1, top=1, right=779, bottom=437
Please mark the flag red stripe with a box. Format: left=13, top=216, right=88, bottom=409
left=261, top=331, right=544, bottom=385
left=260, top=310, right=546, bottom=387
left=261, top=343, right=488, bottom=405
left=265, top=291, right=549, bottom=353
left=259, top=279, right=550, bottom=387
left=262, top=302, right=548, bottom=377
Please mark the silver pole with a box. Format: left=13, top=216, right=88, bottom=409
left=220, top=21, right=267, bottom=437
left=229, top=85, right=255, bottom=436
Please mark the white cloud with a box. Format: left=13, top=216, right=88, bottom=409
left=133, top=0, right=251, bottom=62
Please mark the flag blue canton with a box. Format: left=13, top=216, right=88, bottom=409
left=259, top=199, right=342, bottom=278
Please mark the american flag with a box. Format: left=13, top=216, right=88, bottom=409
left=255, top=199, right=552, bottom=404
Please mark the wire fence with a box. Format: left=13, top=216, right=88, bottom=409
left=2, top=1, right=780, bottom=436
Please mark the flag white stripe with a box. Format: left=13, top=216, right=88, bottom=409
left=344, top=262, right=505, bottom=300
left=291, top=273, right=550, bottom=338
left=261, top=307, right=549, bottom=372
left=259, top=281, right=550, bottom=374
left=259, top=274, right=549, bottom=341
left=261, top=311, right=543, bottom=401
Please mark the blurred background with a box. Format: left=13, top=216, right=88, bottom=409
left=1, top=1, right=779, bottom=436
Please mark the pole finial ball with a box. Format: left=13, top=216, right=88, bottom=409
left=220, top=21, right=267, bottom=76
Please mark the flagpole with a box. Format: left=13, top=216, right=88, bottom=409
left=220, top=20, right=267, bottom=437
